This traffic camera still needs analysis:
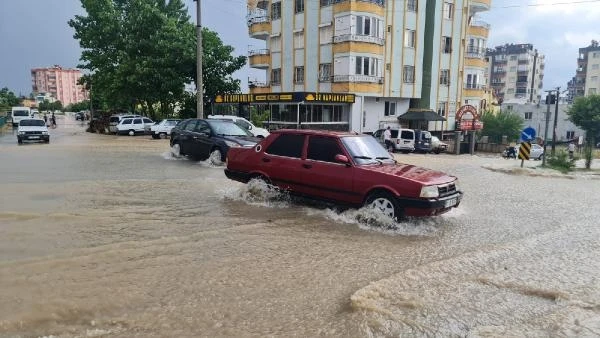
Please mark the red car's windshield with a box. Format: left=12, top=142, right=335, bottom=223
left=341, top=135, right=394, bottom=165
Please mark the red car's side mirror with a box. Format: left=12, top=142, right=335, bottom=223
left=334, top=154, right=350, bottom=165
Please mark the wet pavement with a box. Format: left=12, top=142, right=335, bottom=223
left=1, top=117, right=599, bottom=337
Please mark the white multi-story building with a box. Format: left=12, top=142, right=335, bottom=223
left=224, top=0, right=492, bottom=133
left=486, top=43, right=545, bottom=105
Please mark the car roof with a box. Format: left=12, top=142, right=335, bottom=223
left=272, top=129, right=359, bottom=137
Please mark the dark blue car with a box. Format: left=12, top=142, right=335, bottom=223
left=170, top=119, right=260, bottom=164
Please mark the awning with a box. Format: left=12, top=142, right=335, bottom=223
left=398, top=109, right=446, bottom=121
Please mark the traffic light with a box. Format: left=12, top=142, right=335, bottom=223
left=545, top=94, right=556, bottom=105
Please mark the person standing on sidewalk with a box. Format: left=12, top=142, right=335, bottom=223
left=50, top=112, right=56, bottom=129
left=568, top=142, right=575, bottom=159
left=383, top=126, right=393, bottom=152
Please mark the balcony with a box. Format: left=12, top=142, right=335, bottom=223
left=248, top=81, right=270, bottom=94
left=464, top=83, right=487, bottom=97
left=333, top=74, right=383, bottom=83
left=467, top=20, right=489, bottom=38
left=247, top=13, right=271, bottom=40
left=470, top=0, right=491, bottom=12
left=465, top=46, right=486, bottom=59
left=331, top=74, right=383, bottom=94
left=333, top=0, right=385, bottom=17
left=333, top=34, right=384, bottom=45
left=248, top=49, right=270, bottom=69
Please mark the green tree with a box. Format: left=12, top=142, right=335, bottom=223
left=567, top=95, right=600, bottom=169
left=69, top=0, right=196, bottom=118
left=0, top=87, right=20, bottom=112
left=198, top=28, right=246, bottom=113
left=479, top=109, right=524, bottom=144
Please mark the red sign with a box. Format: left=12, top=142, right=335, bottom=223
left=460, top=120, right=484, bottom=131
left=456, top=104, right=480, bottom=121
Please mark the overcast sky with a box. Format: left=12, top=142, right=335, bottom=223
left=1, top=0, right=598, bottom=96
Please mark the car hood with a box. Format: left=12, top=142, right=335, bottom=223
left=222, top=135, right=260, bottom=146
left=362, top=162, right=456, bottom=185
left=18, top=126, right=48, bottom=132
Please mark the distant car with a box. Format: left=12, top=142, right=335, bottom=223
left=74, top=112, right=85, bottom=121
left=516, top=143, right=544, bottom=160
left=150, top=119, right=181, bottom=139
left=17, top=118, right=50, bottom=144
left=372, top=128, right=417, bottom=153
left=207, top=115, right=270, bottom=138
left=109, top=114, right=141, bottom=133
left=225, top=129, right=463, bottom=220
left=431, top=136, right=448, bottom=154
left=170, top=118, right=260, bottom=165
left=116, top=117, right=154, bottom=136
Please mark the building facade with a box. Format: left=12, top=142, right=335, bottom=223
left=462, top=8, right=491, bottom=116
left=31, top=66, right=88, bottom=106
left=506, top=103, right=584, bottom=143
left=567, top=40, right=600, bottom=102
left=486, top=43, right=544, bottom=105
left=239, top=0, right=491, bottom=133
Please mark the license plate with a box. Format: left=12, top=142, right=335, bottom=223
left=29, top=136, right=40, bottom=139
left=444, top=198, right=457, bottom=208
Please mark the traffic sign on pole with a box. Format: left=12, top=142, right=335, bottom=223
left=518, top=141, right=531, bottom=167
left=521, top=127, right=536, bottom=142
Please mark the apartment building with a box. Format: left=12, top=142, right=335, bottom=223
left=567, top=40, right=600, bottom=102
left=31, top=65, right=88, bottom=106
left=232, top=0, right=492, bottom=133
left=463, top=13, right=491, bottom=114
left=486, top=43, right=544, bottom=105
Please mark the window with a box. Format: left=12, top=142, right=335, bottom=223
left=510, top=55, right=517, bottom=60
left=294, top=31, right=304, bottom=49
left=437, top=102, right=447, bottom=116
left=404, top=29, right=416, bottom=48
left=195, top=120, right=211, bottom=134
left=593, top=52, right=600, bottom=58
left=121, top=118, right=133, bottom=125
left=271, top=2, right=281, bottom=20
left=440, top=69, right=449, bottom=86
left=270, top=36, right=281, bottom=51
left=403, top=65, right=415, bottom=83
left=592, top=76, right=598, bottom=82
left=184, top=120, right=197, bottom=131
left=319, top=63, right=332, bottom=82
left=384, top=101, right=396, bottom=116
left=442, top=36, right=452, bottom=53
left=133, top=118, right=142, bottom=124
left=507, top=88, right=515, bottom=94
left=143, top=118, right=153, bottom=124
left=294, top=66, right=304, bottom=83
left=589, top=88, right=597, bottom=95
left=295, top=0, right=304, bottom=13
left=271, top=68, right=281, bottom=85
left=320, top=0, right=333, bottom=6
left=443, top=2, right=454, bottom=19
left=266, top=134, right=305, bottom=158
left=566, top=131, right=575, bottom=139
left=319, top=25, right=332, bottom=44
left=354, top=15, right=383, bottom=38
left=510, top=66, right=517, bottom=72
left=354, top=56, right=381, bottom=76
left=307, top=136, right=343, bottom=163
left=592, top=64, right=600, bottom=70
left=407, top=0, right=417, bottom=11
left=524, top=112, right=533, bottom=120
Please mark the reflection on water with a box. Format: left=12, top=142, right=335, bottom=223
left=1, top=127, right=599, bottom=337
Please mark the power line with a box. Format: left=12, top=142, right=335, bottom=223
left=493, top=0, right=600, bottom=9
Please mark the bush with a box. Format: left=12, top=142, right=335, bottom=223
left=546, top=150, right=576, bottom=173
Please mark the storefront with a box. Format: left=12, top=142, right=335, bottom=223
left=212, top=92, right=355, bottom=131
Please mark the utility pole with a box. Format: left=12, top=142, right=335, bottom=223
left=551, top=86, right=560, bottom=156
left=195, top=0, right=204, bottom=119
left=542, top=90, right=553, bottom=166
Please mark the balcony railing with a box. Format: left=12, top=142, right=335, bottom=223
left=248, top=80, right=270, bottom=88
left=470, top=20, right=490, bottom=29
left=333, top=34, right=384, bottom=45
left=333, top=74, right=383, bottom=83
left=464, top=83, right=486, bottom=90
left=248, top=49, right=270, bottom=56
left=247, top=14, right=270, bottom=26
left=466, top=46, right=486, bottom=58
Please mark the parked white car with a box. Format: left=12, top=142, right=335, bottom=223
left=150, top=119, right=181, bottom=139
left=109, top=114, right=141, bottom=133
left=17, top=118, right=49, bottom=144
left=517, top=143, right=544, bottom=160
left=116, top=117, right=154, bottom=136
left=207, top=115, right=269, bottom=138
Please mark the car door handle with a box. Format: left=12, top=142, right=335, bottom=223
left=302, top=163, right=312, bottom=169
left=262, top=157, right=270, bottom=163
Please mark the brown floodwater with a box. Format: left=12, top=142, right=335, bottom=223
left=1, top=117, right=599, bottom=337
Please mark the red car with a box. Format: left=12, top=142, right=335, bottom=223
left=224, top=129, right=462, bottom=220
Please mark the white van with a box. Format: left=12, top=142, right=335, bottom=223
left=207, top=115, right=269, bottom=138
left=11, top=107, right=32, bottom=127
left=395, top=128, right=416, bottom=152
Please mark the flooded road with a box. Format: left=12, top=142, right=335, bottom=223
left=1, top=118, right=599, bottom=337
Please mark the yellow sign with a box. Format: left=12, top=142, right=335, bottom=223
left=308, top=93, right=355, bottom=103
left=518, top=142, right=531, bottom=160
left=218, top=94, right=254, bottom=103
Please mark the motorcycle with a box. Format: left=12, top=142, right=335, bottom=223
left=502, top=146, right=516, bottom=159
